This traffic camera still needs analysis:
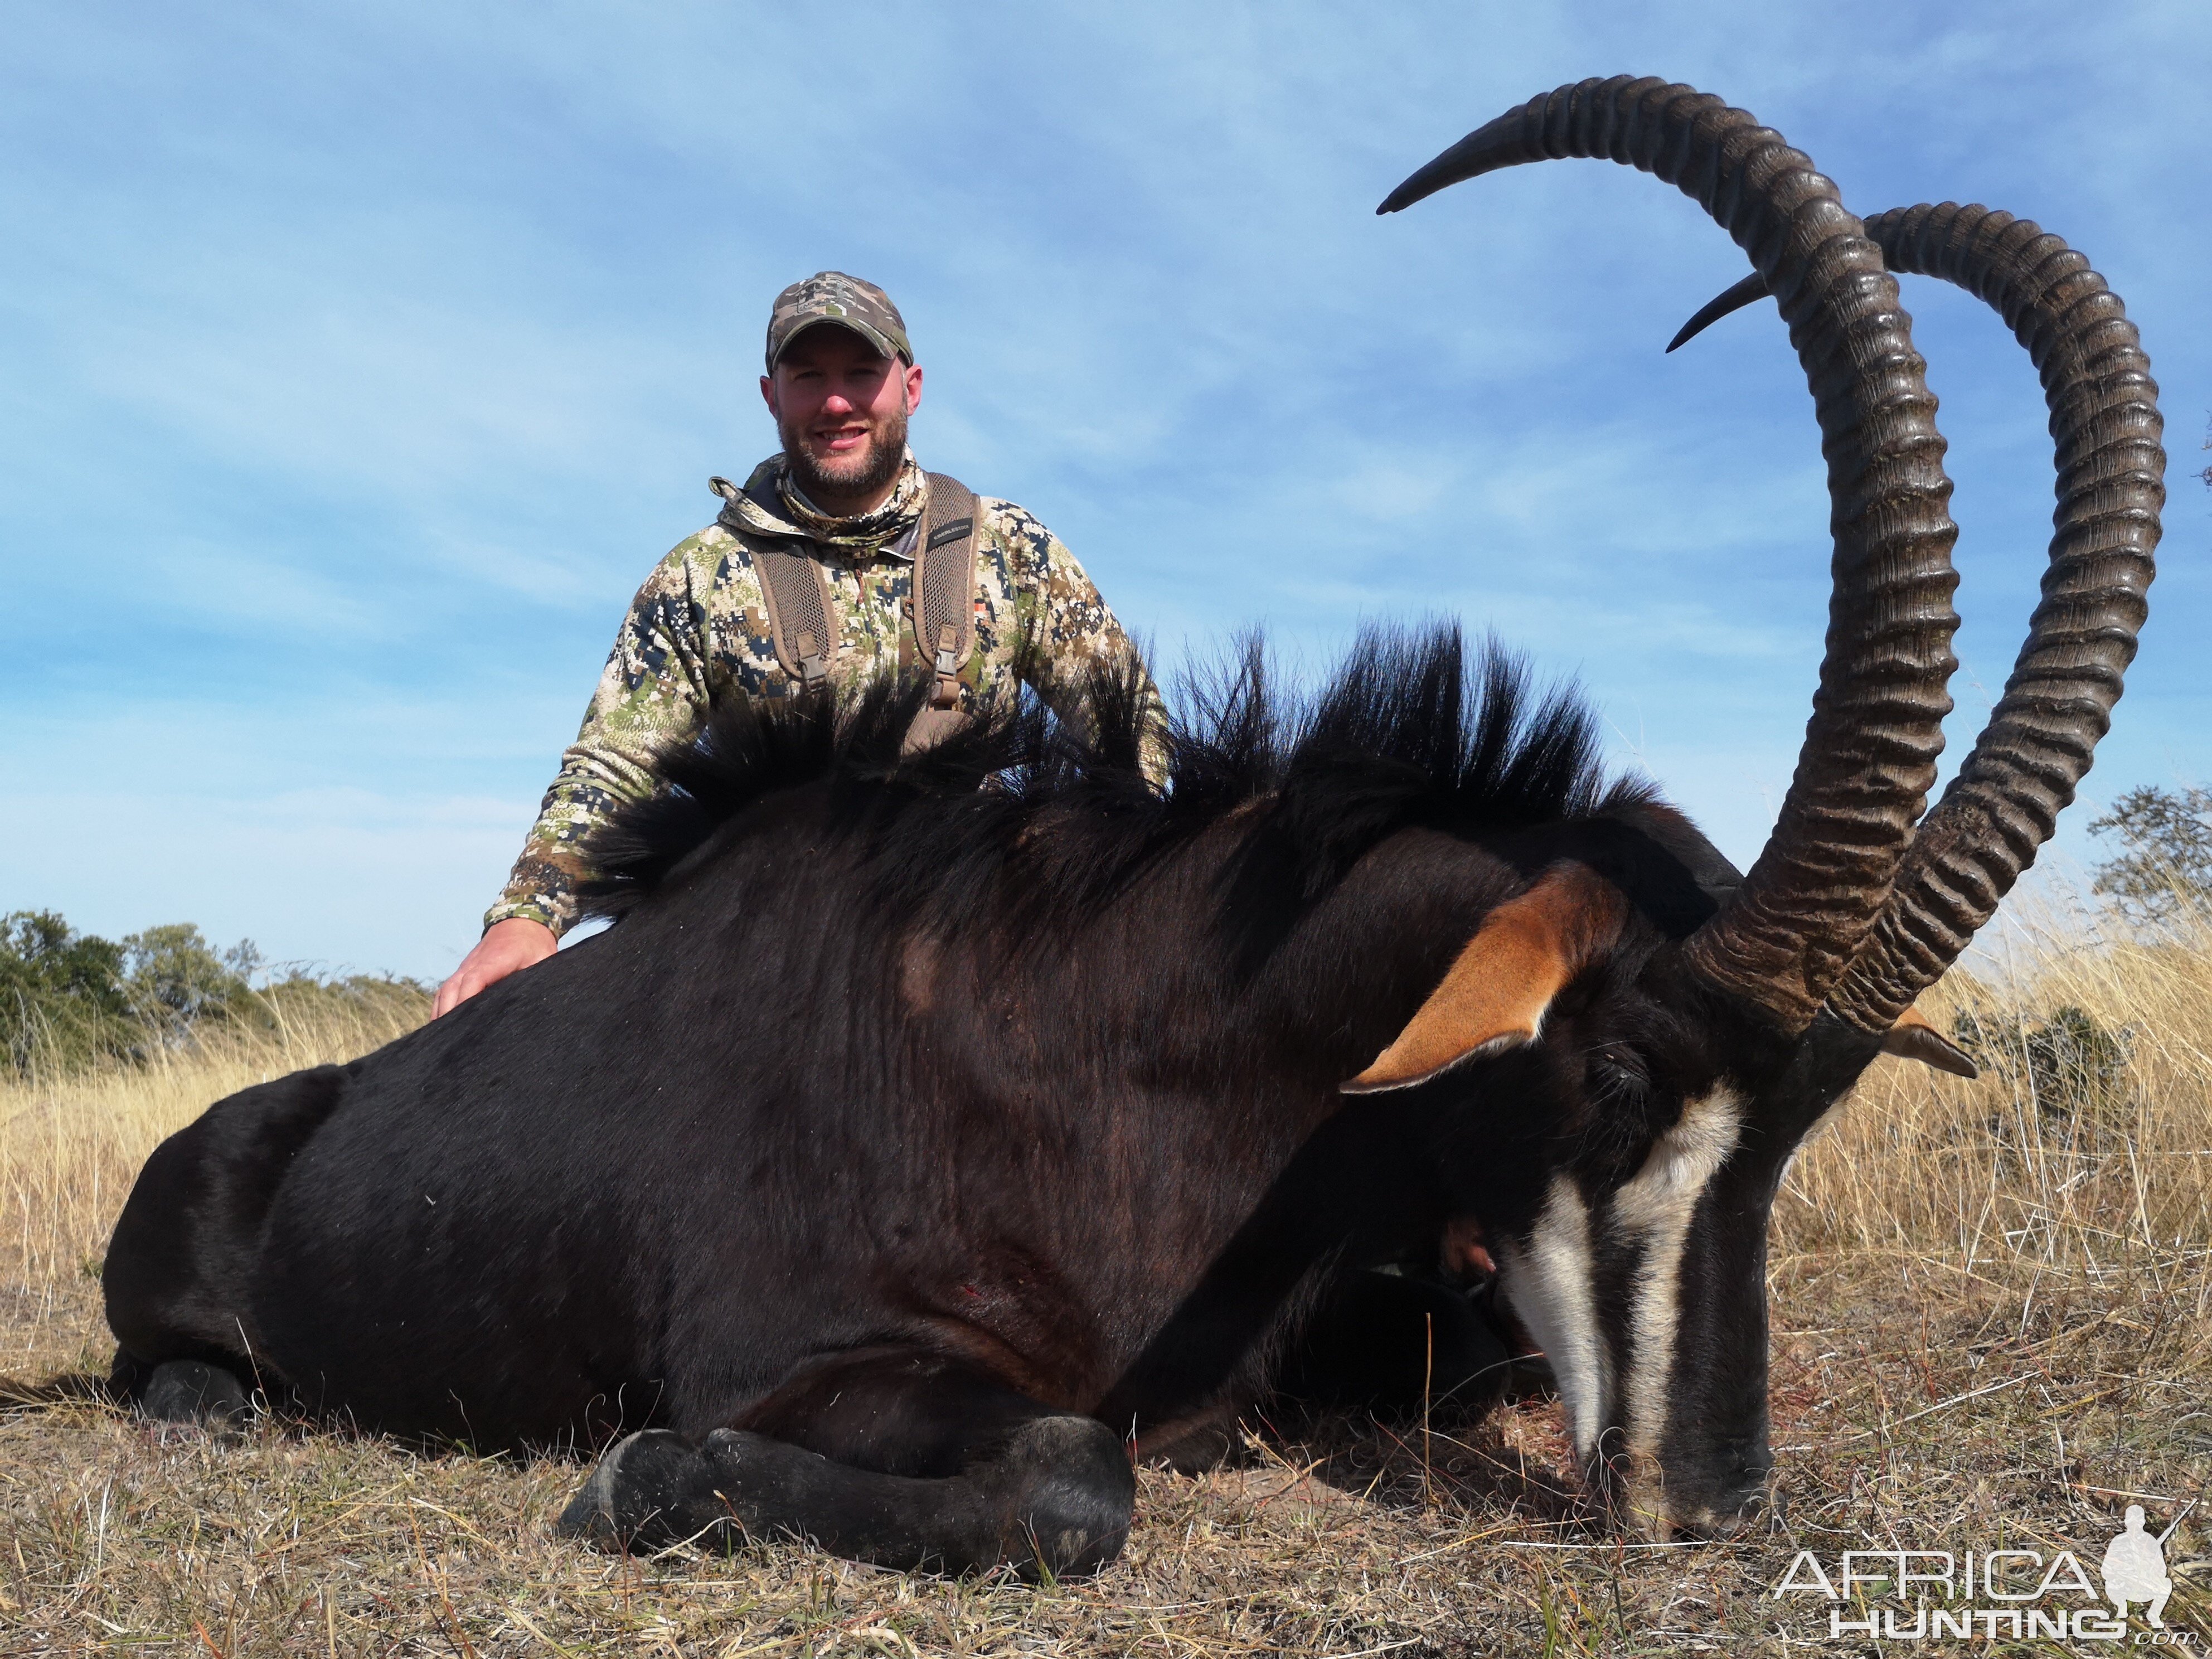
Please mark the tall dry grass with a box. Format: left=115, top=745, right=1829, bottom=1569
left=1785, top=888, right=2212, bottom=1276
left=1, top=895, right=2205, bottom=1653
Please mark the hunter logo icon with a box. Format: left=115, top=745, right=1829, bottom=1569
left=2102, top=1505, right=2177, bottom=1628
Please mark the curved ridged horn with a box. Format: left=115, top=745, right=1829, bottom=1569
left=1382, top=77, right=1962, bottom=1032
left=1820, top=206, right=2162, bottom=1030
left=1667, top=208, right=2165, bottom=1029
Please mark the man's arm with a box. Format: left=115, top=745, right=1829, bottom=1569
left=436, top=540, right=723, bottom=1015
left=986, top=501, right=1169, bottom=784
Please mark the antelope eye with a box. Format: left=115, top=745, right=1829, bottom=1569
left=1590, top=1047, right=1648, bottom=1087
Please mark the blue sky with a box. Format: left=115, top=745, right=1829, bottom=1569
left=4, top=2, right=2205, bottom=981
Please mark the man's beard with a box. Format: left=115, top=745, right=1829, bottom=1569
left=780, top=400, right=910, bottom=508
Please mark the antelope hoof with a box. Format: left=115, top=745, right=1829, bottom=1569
left=138, top=1360, right=250, bottom=1435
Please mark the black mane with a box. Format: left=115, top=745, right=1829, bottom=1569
left=576, top=626, right=1652, bottom=933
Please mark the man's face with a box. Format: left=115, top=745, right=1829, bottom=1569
left=760, top=326, right=925, bottom=507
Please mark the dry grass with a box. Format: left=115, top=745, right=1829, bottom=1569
left=3, top=900, right=2209, bottom=1655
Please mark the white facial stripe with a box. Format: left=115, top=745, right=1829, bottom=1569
left=1613, top=1088, right=1745, bottom=1466
left=1497, top=1175, right=1608, bottom=1458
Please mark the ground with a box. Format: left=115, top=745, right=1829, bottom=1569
left=4, top=902, right=2209, bottom=1655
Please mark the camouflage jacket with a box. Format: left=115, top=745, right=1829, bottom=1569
left=487, top=454, right=1160, bottom=937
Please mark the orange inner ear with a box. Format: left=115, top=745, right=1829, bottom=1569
left=1341, top=865, right=1627, bottom=1095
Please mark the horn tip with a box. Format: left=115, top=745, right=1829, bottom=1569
left=1666, top=271, right=1773, bottom=357
left=1378, top=111, right=1533, bottom=218
left=1375, top=181, right=1429, bottom=215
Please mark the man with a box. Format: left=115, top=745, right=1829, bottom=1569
left=435, top=271, right=1156, bottom=1016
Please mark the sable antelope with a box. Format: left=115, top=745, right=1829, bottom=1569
left=101, top=76, right=2157, bottom=1573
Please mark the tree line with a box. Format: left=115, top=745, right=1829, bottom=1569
left=2, top=910, right=427, bottom=1076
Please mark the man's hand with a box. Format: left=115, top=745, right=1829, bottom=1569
left=434, top=918, right=558, bottom=1018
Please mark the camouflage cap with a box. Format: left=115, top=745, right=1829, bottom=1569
left=765, top=271, right=912, bottom=372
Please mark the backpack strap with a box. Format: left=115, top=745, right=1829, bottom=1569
left=900, top=474, right=980, bottom=755
left=913, top=473, right=979, bottom=709
left=731, top=483, right=840, bottom=691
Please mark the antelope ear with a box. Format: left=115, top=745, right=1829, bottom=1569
left=1878, top=1005, right=1978, bottom=1079
left=1341, top=865, right=1627, bottom=1095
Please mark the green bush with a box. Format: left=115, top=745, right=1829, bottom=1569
left=1952, top=1002, right=2134, bottom=1125
left=117, top=922, right=264, bottom=1042
left=0, top=911, right=141, bottom=1074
